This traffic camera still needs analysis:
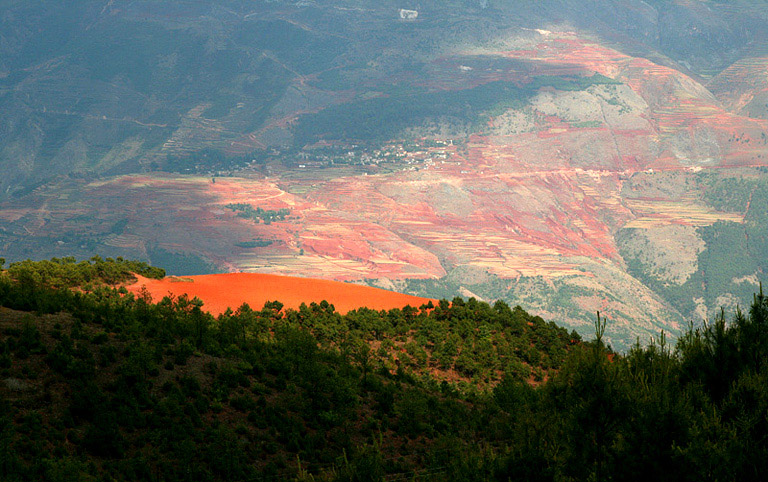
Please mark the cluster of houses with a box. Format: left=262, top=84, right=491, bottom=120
left=292, top=140, right=456, bottom=171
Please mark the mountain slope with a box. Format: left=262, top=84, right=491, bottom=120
left=4, top=1, right=768, bottom=347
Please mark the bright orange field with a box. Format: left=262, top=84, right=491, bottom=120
left=127, top=273, right=435, bottom=316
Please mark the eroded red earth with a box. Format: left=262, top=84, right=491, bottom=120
left=126, top=273, right=435, bottom=316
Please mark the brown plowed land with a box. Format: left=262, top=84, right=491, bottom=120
left=709, top=57, right=768, bottom=116
left=126, top=273, right=434, bottom=316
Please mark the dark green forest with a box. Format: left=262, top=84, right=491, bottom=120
left=0, top=259, right=767, bottom=481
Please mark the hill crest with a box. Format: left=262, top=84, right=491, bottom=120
left=126, top=272, right=435, bottom=315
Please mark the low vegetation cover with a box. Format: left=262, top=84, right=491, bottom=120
left=0, top=259, right=766, bottom=481
left=225, top=204, right=291, bottom=225
left=622, top=173, right=768, bottom=322
left=294, top=75, right=619, bottom=145
left=234, top=240, right=274, bottom=249
left=162, top=149, right=265, bottom=174
left=0, top=257, right=165, bottom=290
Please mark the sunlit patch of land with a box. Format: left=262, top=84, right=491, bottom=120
left=127, top=273, right=435, bottom=316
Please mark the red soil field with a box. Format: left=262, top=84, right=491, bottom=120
left=126, top=273, right=435, bottom=316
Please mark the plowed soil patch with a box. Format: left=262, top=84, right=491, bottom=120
left=127, top=273, right=434, bottom=315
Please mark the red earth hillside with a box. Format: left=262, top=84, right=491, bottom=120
left=126, top=273, right=435, bottom=316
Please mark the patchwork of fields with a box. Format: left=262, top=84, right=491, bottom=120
left=3, top=26, right=768, bottom=347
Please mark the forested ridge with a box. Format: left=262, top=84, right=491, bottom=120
left=0, top=259, right=767, bottom=481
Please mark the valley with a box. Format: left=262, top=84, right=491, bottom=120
left=3, top=1, right=768, bottom=348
